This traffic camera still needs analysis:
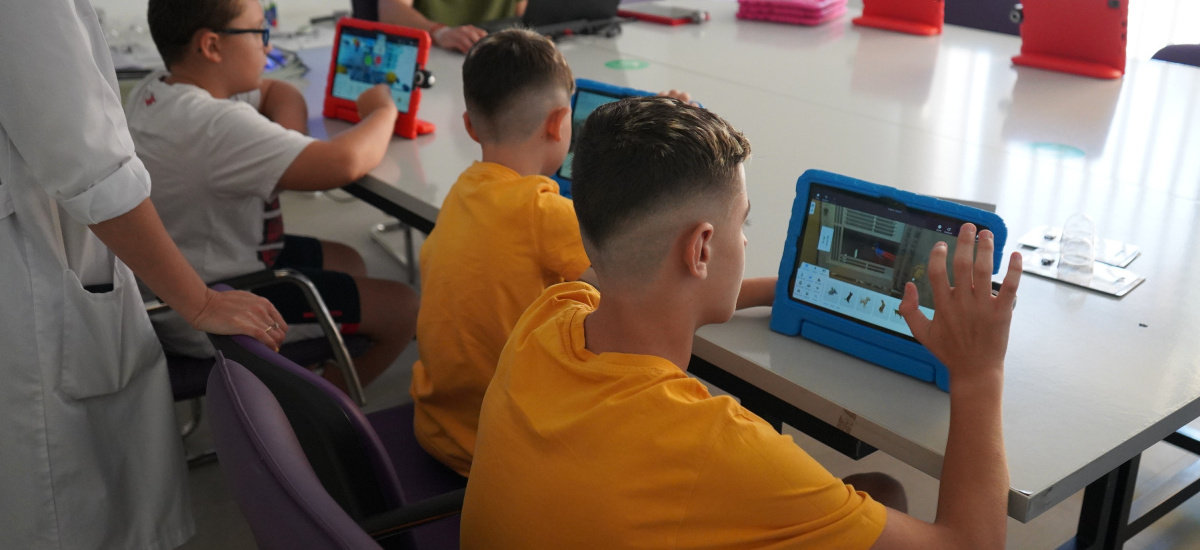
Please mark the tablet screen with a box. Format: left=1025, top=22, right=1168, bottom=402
left=788, top=183, right=981, bottom=340
left=558, top=88, right=625, bottom=180
left=332, top=26, right=420, bottom=114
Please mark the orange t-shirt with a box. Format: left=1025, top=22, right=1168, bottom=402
left=462, top=282, right=888, bottom=549
left=411, top=162, right=590, bottom=476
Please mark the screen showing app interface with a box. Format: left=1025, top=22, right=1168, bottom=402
left=558, top=89, right=622, bottom=180
left=789, top=184, right=979, bottom=340
left=333, top=28, right=419, bottom=113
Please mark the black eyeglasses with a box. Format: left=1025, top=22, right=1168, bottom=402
left=217, top=27, right=270, bottom=47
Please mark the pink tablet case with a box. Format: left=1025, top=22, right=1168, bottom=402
left=737, top=0, right=846, bottom=25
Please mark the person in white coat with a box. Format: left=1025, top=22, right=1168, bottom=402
left=0, top=1, right=290, bottom=548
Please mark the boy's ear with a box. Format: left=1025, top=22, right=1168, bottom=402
left=545, top=106, right=571, bottom=142
left=193, top=29, right=222, bottom=63
left=683, top=222, right=714, bottom=280
left=462, top=111, right=482, bottom=144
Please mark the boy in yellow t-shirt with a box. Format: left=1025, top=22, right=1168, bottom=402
left=461, top=97, right=1023, bottom=549
left=411, top=29, right=767, bottom=477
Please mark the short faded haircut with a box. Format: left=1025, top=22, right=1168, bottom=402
left=572, top=97, right=751, bottom=256
left=462, top=29, right=575, bottom=143
left=148, top=0, right=244, bottom=68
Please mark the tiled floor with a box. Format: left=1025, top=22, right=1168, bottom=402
left=178, top=191, right=1200, bottom=550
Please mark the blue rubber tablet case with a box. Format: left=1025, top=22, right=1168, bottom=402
left=553, top=79, right=654, bottom=198
left=770, top=170, right=1007, bottom=391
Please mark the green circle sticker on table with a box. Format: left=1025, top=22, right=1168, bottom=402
left=1030, top=142, right=1086, bottom=158
left=605, top=59, right=649, bottom=70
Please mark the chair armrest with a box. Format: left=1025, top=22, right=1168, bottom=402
left=211, top=269, right=292, bottom=290
left=146, top=268, right=367, bottom=406
left=144, top=270, right=283, bottom=315
left=360, top=488, right=466, bottom=543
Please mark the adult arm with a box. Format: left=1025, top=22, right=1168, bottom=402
left=276, top=84, right=397, bottom=191
left=0, top=1, right=285, bottom=349
left=377, top=0, right=487, bottom=53
left=872, top=225, right=1022, bottom=550
left=89, top=200, right=287, bottom=348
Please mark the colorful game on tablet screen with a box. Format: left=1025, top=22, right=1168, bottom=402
left=790, top=184, right=964, bottom=339
left=559, top=88, right=622, bottom=181
left=333, top=27, right=419, bottom=113
left=771, top=170, right=1007, bottom=391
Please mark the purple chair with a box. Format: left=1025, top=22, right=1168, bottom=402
left=1152, top=44, right=1200, bottom=68
left=209, top=334, right=466, bottom=549
left=151, top=272, right=372, bottom=466
left=944, top=0, right=1020, bottom=35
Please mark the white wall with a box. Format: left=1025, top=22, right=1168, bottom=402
left=91, top=0, right=347, bottom=32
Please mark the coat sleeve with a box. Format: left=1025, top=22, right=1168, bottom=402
left=0, top=0, right=150, bottom=225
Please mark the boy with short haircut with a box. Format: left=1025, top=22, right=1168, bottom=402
left=126, top=0, right=418, bottom=387
left=460, top=97, right=1023, bottom=549
left=411, top=29, right=773, bottom=477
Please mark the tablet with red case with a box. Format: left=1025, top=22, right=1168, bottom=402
left=323, top=18, right=435, bottom=139
left=853, top=0, right=944, bottom=36
left=617, top=4, right=709, bottom=25
left=1011, top=0, right=1127, bottom=79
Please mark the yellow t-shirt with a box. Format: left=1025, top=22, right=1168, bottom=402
left=411, top=162, right=590, bottom=476
left=462, top=282, right=888, bottom=549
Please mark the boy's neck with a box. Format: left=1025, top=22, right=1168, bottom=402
left=583, top=281, right=699, bottom=372
left=163, top=65, right=238, bottom=99
left=479, top=141, right=555, bottom=178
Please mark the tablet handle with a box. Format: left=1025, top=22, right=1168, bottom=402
left=414, top=69, right=435, bottom=89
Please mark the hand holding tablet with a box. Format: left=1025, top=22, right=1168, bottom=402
left=323, top=18, right=436, bottom=139
left=771, top=170, right=1009, bottom=391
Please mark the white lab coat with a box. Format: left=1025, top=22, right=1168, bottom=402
left=0, top=1, right=193, bottom=549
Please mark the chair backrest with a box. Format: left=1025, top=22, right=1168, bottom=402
left=944, top=0, right=1019, bottom=35
left=210, top=334, right=408, bottom=521
left=1152, top=44, right=1200, bottom=68
left=206, top=353, right=385, bottom=550
left=350, top=0, right=379, bottom=20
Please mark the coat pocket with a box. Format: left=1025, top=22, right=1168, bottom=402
left=0, top=179, right=13, bottom=220
left=60, top=261, right=164, bottom=400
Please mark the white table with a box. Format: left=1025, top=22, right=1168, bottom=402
left=286, top=5, right=1200, bottom=547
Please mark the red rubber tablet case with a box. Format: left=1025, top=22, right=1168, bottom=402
left=853, top=0, right=944, bottom=36
left=1011, top=0, right=1127, bottom=79
left=323, top=17, right=435, bottom=139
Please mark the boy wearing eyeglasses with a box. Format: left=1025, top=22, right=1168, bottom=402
left=125, top=0, right=419, bottom=389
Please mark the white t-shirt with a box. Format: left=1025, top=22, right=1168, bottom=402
left=125, top=70, right=314, bottom=283
left=125, top=70, right=315, bottom=356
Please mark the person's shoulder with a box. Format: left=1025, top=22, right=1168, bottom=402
left=509, top=282, right=596, bottom=343
left=126, top=73, right=252, bottom=129
left=527, top=281, right=598, bottom=321
left=528, top=174, right=563, bottom=196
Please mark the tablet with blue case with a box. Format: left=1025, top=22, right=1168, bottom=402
left=553, top=79, right=654, bottom=197
left=770, top=170, right=1007, bottom=391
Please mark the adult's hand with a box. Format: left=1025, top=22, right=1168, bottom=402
left=435, top=25, right=487, bottom=53
left=189, top=288, right=289, bottom=350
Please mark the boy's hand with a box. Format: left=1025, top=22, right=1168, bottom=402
left=898, top=223, right=1021, bottom=381
left=356, top=84, right=399, bottom=120
left=189, top=288, right=289, bottom=350
left=434, top=25, right=487, bottom=53
left=657, top=89, right=700, bottom=107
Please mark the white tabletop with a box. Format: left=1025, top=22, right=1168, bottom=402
left=287, top=5, right=1200, bottom=522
